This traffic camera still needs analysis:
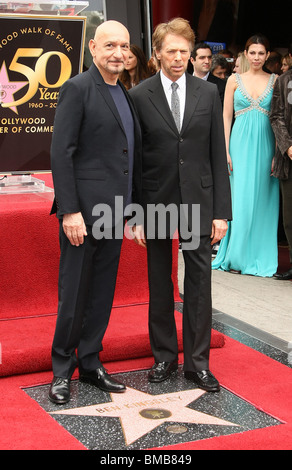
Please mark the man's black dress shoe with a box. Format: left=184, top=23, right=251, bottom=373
left=148, top=360, right=178, bottom=383
left=273, top=268, right=292, bottom=281
left=49, top=377, right=71, bottom=404
left=184, top=370, right=220, bottom=392
left=79, top=367, right=126, bottom=393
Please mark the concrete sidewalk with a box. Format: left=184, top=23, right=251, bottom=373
left=178, top=252, right=292, bottom=344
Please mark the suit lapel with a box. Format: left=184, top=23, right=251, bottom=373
left=147, top=73, right=179, bottom=135
left=181, top=73, right=202, bottom=134
left=147, top=73, right=203, bottom=135
left=88, top=64, right=126, bottom=136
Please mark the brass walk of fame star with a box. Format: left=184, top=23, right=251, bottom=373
left=0, top=61, right=28, bottom=114
left=51, top=387, right=239, bottom=446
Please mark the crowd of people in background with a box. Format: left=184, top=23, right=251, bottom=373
left=119, top=40, right=292, bottom=86
left=119, top=35, right=292, bottom=281
left=119, top=39, right=292, bottom=86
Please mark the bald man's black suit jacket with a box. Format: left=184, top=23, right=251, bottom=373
left=49, top=63, right=142, bottom=377
left=51, top=63, right=142, bottom=225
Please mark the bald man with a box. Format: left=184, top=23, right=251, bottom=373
left=49, top=21, right=142, bottom=404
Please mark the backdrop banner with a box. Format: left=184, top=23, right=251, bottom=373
left=0, top=14, right=86, bottom=174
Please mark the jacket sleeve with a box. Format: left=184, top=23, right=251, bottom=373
left=210, top=87, right=232, bottom=221
left=270, top=77, right=292, bottom=156
left=50, top=79, right=83, bottom=216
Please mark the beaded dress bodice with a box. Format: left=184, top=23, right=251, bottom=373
left=234, top=73, right=276, bottom=119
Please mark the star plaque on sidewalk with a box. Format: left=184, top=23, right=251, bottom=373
left=24, top=368, right=282, bottom=450
left=51, top=386, right=238, bottom=446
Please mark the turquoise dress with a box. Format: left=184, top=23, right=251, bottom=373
left=212, top=73, right=279, bottom=277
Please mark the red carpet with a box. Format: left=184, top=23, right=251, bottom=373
left=0, top=175, right=290, bottom=450
left=159, top=336, right=292, bottom=451
left=0, top=179, right=171, bottom=319
left=0, top=306, right=225, bottom=377
left=0, top=173, right=225, bottom=378
left=0, top=337, right=291, bottom=450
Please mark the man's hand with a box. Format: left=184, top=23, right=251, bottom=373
left=287, top=146, right=292, bottom=160
left=131, top=225, right=147, bottom=248
left=211, top=219, right=228, bottom=245
left=63, top=212, right=87, bottom=246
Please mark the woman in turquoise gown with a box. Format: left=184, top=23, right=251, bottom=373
left=212, top=35, right=279, bottom=277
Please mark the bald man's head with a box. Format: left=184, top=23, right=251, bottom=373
left=89, top=21, right=130, bottom=85
left=94, top=20, right=129, bottom=41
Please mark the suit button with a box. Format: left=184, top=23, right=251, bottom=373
left=179, top=159, right=184, bottom=165
left=179, top=138, right=184, bottom=142
left=123, top=149, right=128, bottom=154
left=124, top=170, right=129, bottom=175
